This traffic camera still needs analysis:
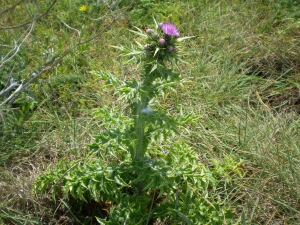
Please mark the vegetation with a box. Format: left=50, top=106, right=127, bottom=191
left=1, top=0, right=299, bottom=224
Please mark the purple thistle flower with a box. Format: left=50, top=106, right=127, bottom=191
left=146, top=28, right=152, bottom=34
left=159, top=38, right=166, bottom=44
left=159, top=23, right=180, bottom=37
left=169, top=46, right=174, bottom=51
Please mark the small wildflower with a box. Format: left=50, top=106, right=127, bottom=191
left=146, top=28, right=152, bottom=34
left=144, top=45, right=148, bottom=49
left=159, top=23, right=180, bottom=37
left=79, top=5, right=87, bottom=12
left=159, top=38, right=166, bottom=45
left=169, top=46, right=174, bottom=51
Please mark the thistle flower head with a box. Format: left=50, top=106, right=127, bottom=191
left=159, top=23, right=180, bottom=37
left=146, top=28, right=152, bottom=34
left=159, top=38, right=166, bottom=45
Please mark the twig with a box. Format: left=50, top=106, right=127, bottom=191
left=0, top=21, right=35, bottom=69
left=0, top=110, right=6, bottom=142
left=86, top=15, right=108, bottom=21
left=2, top=65, right=16, bottom=90
left=0, top=0, right=58, bottom=30
left=0, top=83, right=23, bottom=107
left=0, top=1, right=135, bottom=108
left=0, top=66, right=52, bottom=108
left=0, top=0, right=25, bottom=17
left=61, top=20, right=81, bottom=42
left=0, top=82, right=20, bottom=98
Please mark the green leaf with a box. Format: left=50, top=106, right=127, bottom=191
left=171, top=209, right=194, bottom=224
left=114, top=174, right=129, bottom=187
left=154, top=47, right=160, bottom=56
left=135, top=40, right=143, bottom=49
left=125, top=50, right=144, bottom=56
left=129, top=27, right=148, bottom=38
left=95, top=217, right=107, bottom=225
left=150, top=64, right=157, bottom=73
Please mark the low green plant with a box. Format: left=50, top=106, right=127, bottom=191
left=35, top=20, right=242, bottom=224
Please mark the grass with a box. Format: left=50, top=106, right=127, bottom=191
left=1, top=0, right=300, bottom=224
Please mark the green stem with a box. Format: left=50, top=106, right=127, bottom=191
left=133, top=87, right=149, bottom=195
left=133, top=92, right=148, bottom=160
left=133, top=65, right=161, bottom=194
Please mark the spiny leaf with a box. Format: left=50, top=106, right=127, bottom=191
left=129, top=28, right=147, bottom=38
left=150, top=63, right=158, bottom=74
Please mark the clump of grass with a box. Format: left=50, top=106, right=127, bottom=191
left=177, top=0, right=300, bottom=223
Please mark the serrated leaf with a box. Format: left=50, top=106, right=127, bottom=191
left=153, top=17, right=158, bottom=28
left=125, top=50, right=144, bottom=56
left=150, top=64, right=157, bottom=74
left=135, top=40, right=143, bottom=49
left=95, top=217, right=107, bottom=225
left=114, top=174, right=128, bottom=187
left=109, top=45, right=124, bottom=51
left=153, top=47, right=160, bottom=56
left=129, top=29, right=147, bottom=38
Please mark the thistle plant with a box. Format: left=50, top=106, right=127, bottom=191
left=36, top=20, right=238, bottom=224
left=108, top=21, right=192, bottom=161
left=130, top=22, right=181, bottom=159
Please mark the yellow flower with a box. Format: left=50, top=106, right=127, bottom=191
left=79, top=5, right=87, bottom=12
